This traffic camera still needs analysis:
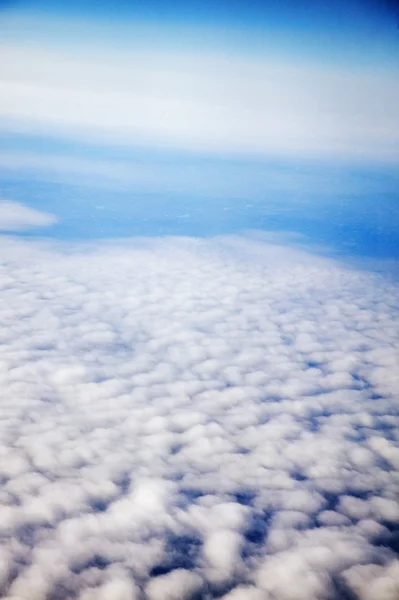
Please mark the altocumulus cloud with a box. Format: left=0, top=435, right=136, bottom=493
left=0, top=234, right=398, bottom=599
left=0, top=200, right=58, bottom=232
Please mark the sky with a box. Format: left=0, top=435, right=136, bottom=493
left=0, top=0, right=399, bottom=599
left=0, top=0, right=398, bottom=256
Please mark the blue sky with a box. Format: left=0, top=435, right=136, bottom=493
left=2, top=0, right=399, bottom=65
left=0, top=0, right=398, bottom=261
left=3, top=0, right=398, bottom=35
left=1, top=0, right=398, bottom=154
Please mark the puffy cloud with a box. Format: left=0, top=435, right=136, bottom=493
left=342, top=560, right=399, bottom=600
left=145, top=569, right=203, bottom=600
left=220, top=586, right=266, bottom=600
left=255, top=551, right=331, bottom=600
left=0, top=200, right=58, bottom=231
left=0, top=234, right=398, bottom=599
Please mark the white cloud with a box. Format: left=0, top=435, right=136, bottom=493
left=0, top=200, right=58, bottom=231
left=145, top=569, right=203, bottom=600
left=0, top=43, right=398, bottom=162
left=342, top=560, right=399, bottom=600
left=0, top=234, right=398, bottom=599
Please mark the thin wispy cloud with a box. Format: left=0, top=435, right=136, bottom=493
left=1, top=43, right=398, bottom=162
left=0, top=199, right=58, bottom=231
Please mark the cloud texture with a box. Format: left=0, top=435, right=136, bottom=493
left=0, top=235, right=398, bottom=599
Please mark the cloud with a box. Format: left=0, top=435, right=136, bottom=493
left=0, top=234, right=398, bottom=599
left=342, top=560, right=399, bottom=600
left=0, top=43, right=398, bottom=162
left=0, top=199, right=58, bottom=231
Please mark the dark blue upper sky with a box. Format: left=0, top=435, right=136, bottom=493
left=1, top=0, right=399, bottom=62
left=2, top=0, right=397, bottom=26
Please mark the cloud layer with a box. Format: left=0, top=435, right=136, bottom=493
left=0, top=235, right=398, bottom=599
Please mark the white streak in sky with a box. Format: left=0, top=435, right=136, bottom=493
left=0, top=43, right=398, bottom=162
left=0, top=200, right=58, bottom=231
